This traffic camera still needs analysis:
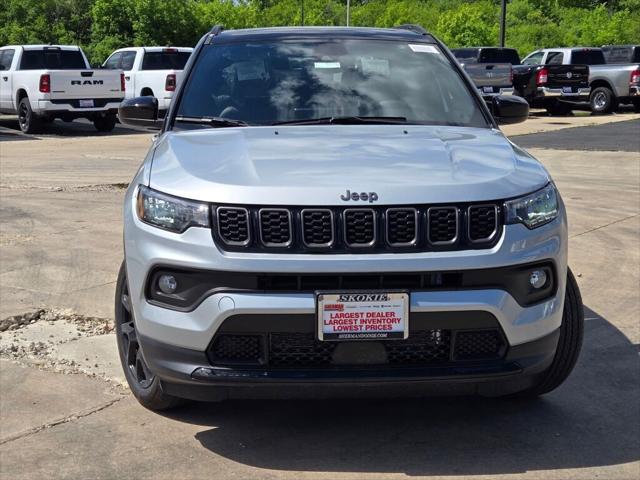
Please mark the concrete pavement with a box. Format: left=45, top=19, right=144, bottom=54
left=0, top=113, right=638, bottom=479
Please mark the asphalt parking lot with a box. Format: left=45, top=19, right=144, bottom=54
left=1, top=112, right=639, bottom=480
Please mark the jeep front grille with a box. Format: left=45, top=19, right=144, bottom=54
left=259, top=209, right=292, bottom=246
left=468, top=205, right=498, bottom=242
left=216, top=207, right=250, bottom=245
left=301, top=209, right=334, bottom=247
left=212, top=203, right=502, bottom=253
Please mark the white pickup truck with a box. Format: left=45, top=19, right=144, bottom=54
left=0, top=45, right=125, bottom=133
left=102, top=47, right=192, bottom=114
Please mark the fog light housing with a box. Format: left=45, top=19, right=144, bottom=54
left=158, top=274, right=178, bottom=294
left=529, top=270, right=547, bottom=289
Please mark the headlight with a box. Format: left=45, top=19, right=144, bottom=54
left=505, top=183, right=559, bottom=229
left=136, top=185, right=210, bottom=233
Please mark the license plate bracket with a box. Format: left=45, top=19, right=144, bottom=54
left=317, top=291, right=409, bottom=341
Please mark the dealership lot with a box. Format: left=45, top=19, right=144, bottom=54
left=1, top=113, right=639, bottom=479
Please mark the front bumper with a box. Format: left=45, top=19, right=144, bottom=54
left=536, top=86, right=591, bottom=100
left=139, top=328, right=560, bottom=400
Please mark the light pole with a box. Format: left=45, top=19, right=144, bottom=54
left=347, top=0, right=350, bottom=26
left=499, top=0, right=507, bottom=47
left=301, top=0, right=305, bottom=26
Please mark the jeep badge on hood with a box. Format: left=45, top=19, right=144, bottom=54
left=340, top=190, right=379, bottom=202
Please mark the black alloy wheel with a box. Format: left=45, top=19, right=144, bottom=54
left=115, top=262, right=182, bottom=410
left=17, top=97, right=42, bottom=134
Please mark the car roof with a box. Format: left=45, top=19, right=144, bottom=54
left=451, top=47, right=518, bottom=50
left=2, top=45, right=81, bottom=51
left=115, top=46, right=193, bottom=53
left=213, top=26, right=435, bottom=43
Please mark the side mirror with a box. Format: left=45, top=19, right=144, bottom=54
left=118, top=96, right=162, bottom=128
left=491, top=95, right=529, bottom=125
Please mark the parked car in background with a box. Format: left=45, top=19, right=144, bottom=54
left=0, top=45, right=125, bottom=133
left=451, top=47, right=516, bottom=101
left=102, top=47, right=193, bottom=115
left=516, top=49, right=591, bottom=115
left=524, top=47, right=640, bottom=114
left=601, top=45, right=640, bottom=64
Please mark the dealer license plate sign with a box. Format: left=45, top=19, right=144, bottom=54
left=79, top=99, right=94, bottom=108
left=317, top=292, right=409, bottom=341
left=562, top=86, right=572, bottom=93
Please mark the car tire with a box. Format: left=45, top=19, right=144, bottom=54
left=17, top=97, right=42, bottom=134
left=94, top=114, right=117, bottom=132
left=516, top=268, right=584, bottom=397
left=632, top=100, right=640, bottom=113
left=115, top=262, right=184, bottom=411
left=546, top=101, right=572, bottom=116
left=590, top=86, right=617, bottom=115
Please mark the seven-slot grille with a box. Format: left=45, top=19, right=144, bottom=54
left=213, top=204, right=501, bottom=252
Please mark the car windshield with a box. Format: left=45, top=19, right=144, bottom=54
left=176, top=38, right=488, bottom=128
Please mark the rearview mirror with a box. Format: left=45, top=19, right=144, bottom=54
left=118, top=96, right=162, bottom=128
left=491, top=95, right=529, bottom=125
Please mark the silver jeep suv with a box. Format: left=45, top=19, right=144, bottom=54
left=116, top=25, right=583, bottom=410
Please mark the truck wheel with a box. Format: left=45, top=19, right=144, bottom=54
left=590, top=87, right=617, bottom=115
left=93, top=114, right=117, bottom=132
left=632, top=100, right=640, bottom=113
left=517, top=268, right=584, bottom=397
left=545, top=101, right=571, bottom=116
left=17, top=97, right=42, bottom=134
left=115, top=262, right=184, bottom=411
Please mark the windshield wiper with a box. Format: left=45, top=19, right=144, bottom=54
left=272, top=116, right=409, bottom=126
left=175, top=116, right=249, bottom=128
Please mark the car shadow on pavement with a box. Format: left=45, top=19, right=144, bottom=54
left=0, top=117, right=154, bottom=138
left=165, top=306, right=639, bottom=476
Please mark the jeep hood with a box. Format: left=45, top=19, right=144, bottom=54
left=149, top=125, right=549, bottom=205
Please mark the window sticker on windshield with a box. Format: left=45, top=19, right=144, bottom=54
left=314, top=61, right=341, bottom=69
left=235, top=60, right=268, bottom=81
left=408, top=44, right=440, bottom=54
left=361, top=58, right=390, bottom=76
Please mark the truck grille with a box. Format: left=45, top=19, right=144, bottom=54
left=212, top=203, right=502, bottom=253
left=209, top=329, right=504, bottom=368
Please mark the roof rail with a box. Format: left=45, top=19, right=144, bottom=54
left=394, top=24, right=428, bottom=35
left=209, top=24, right=224, bottom=35
left=205, top=24, right=224, bottom=44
